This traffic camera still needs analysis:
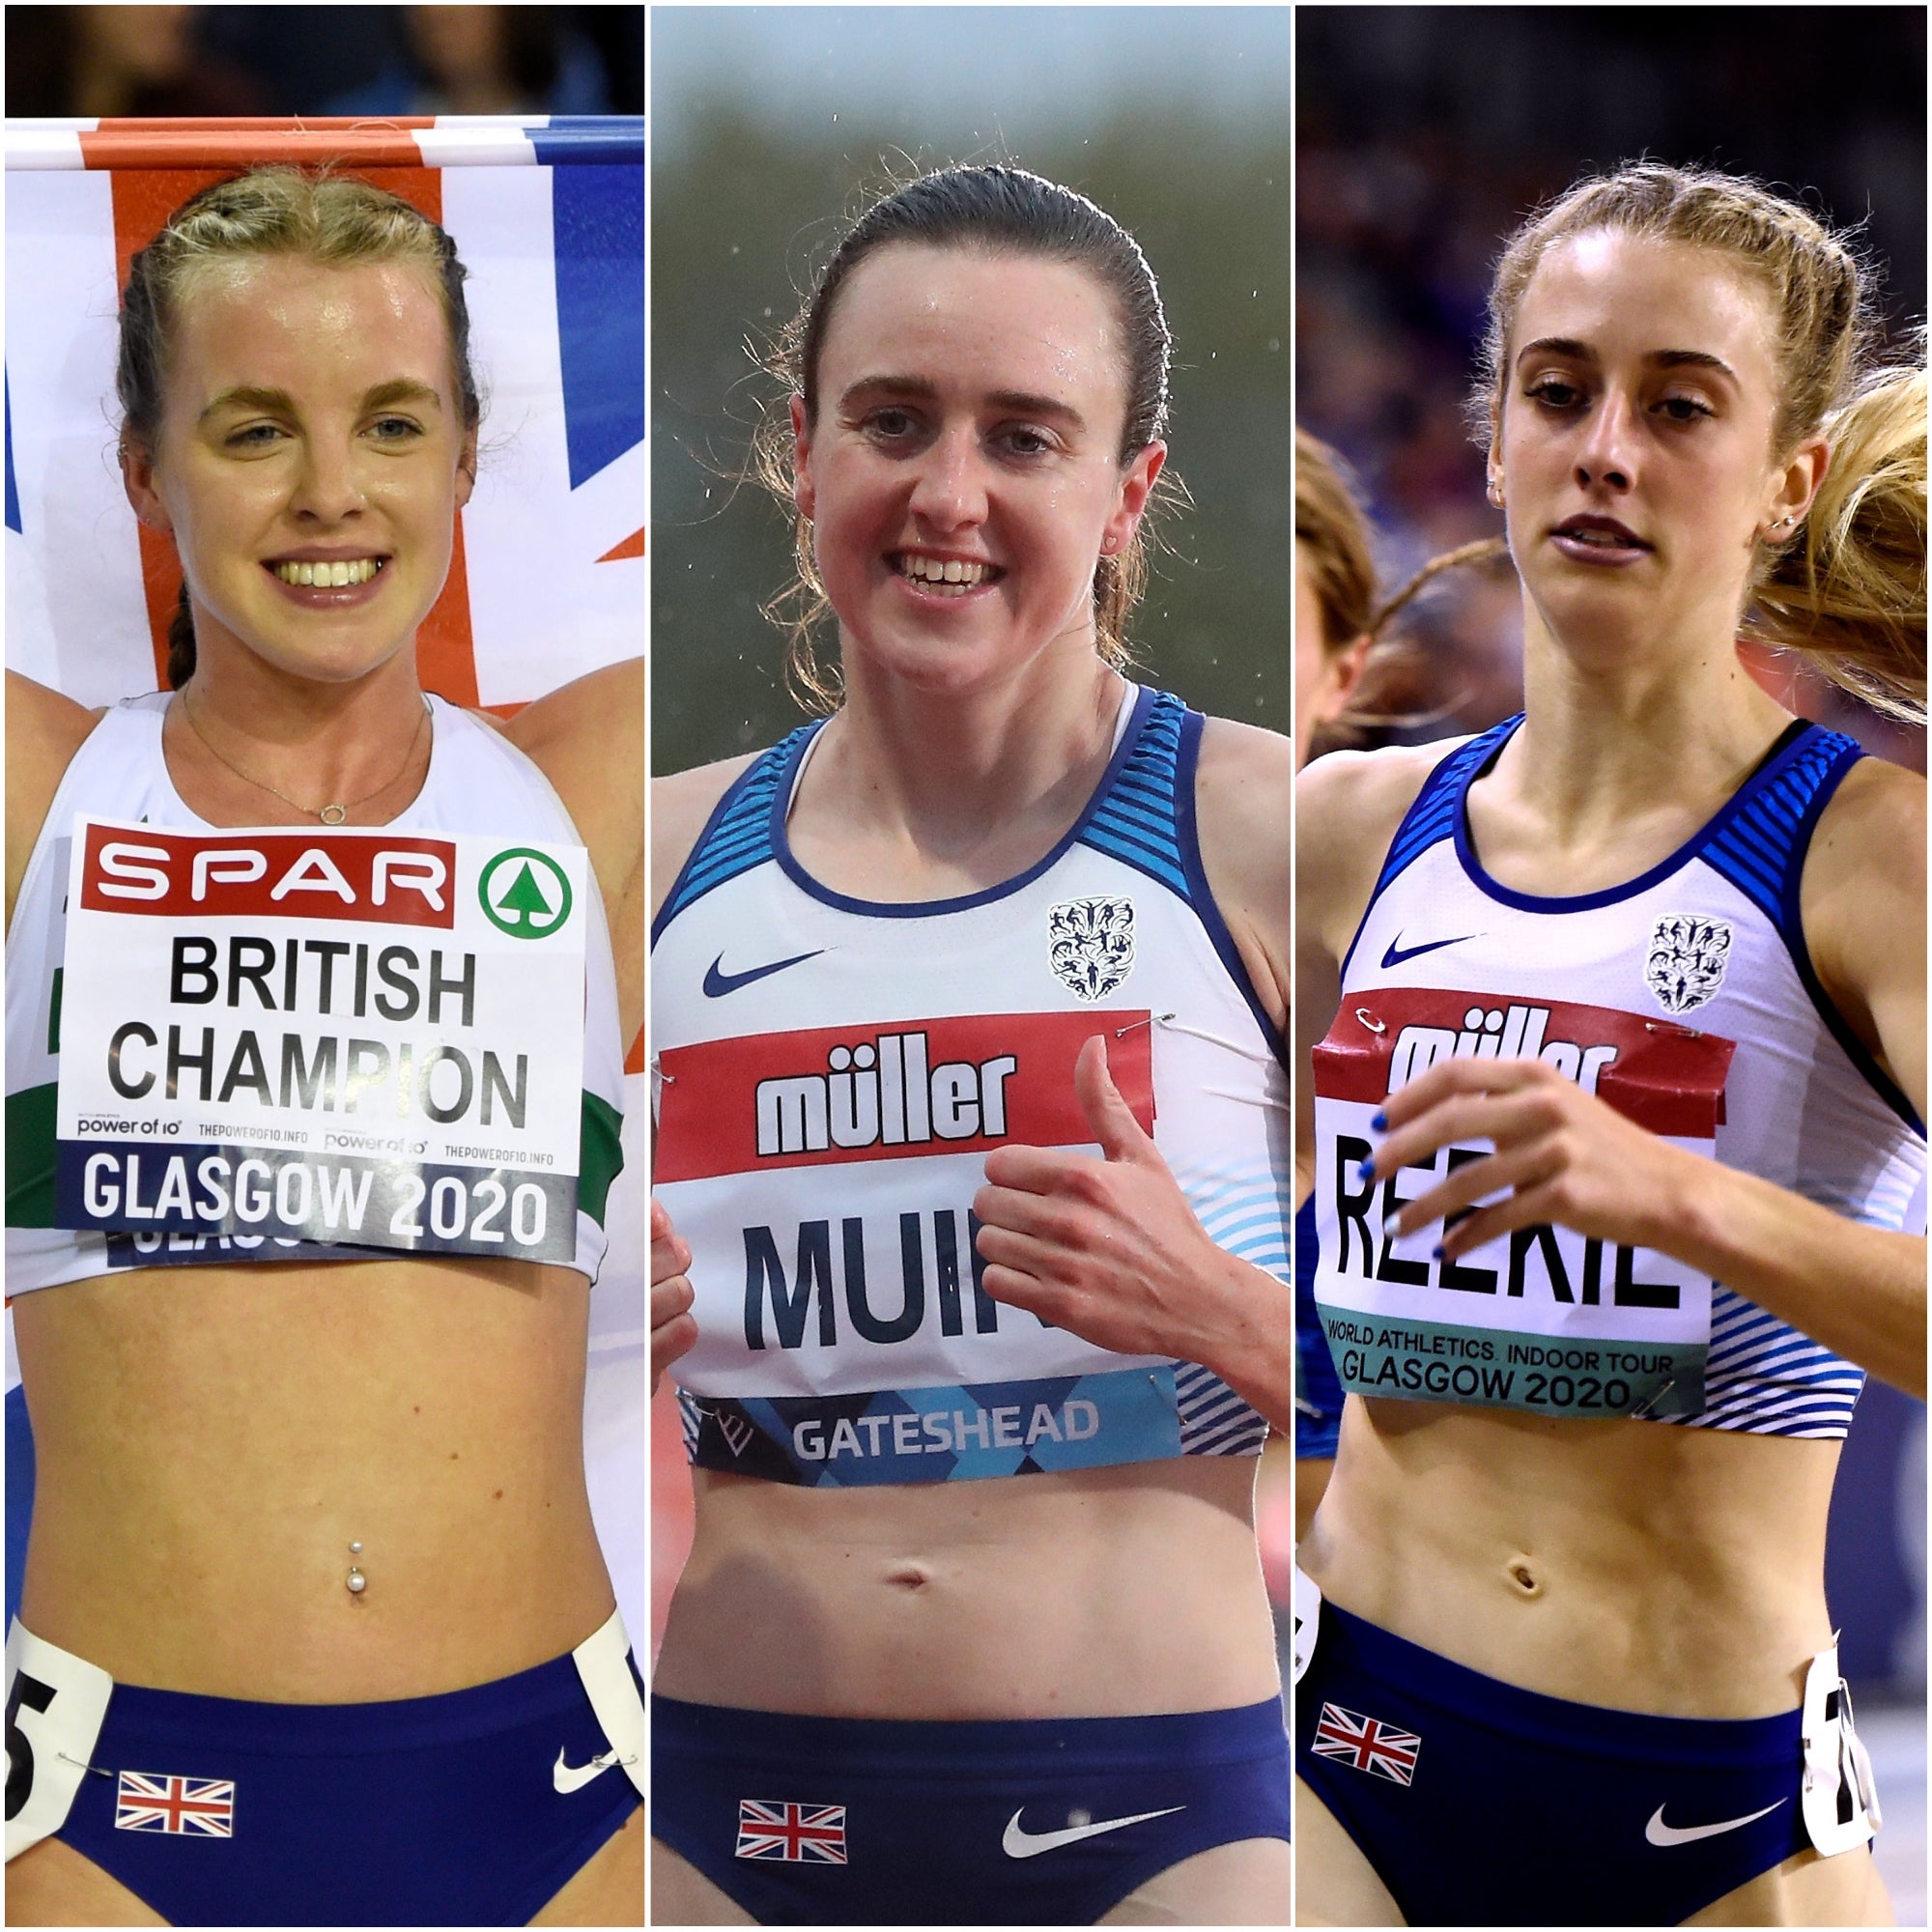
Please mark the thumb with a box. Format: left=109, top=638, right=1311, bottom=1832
left=1074, top=1034, right=1155, bottom=1164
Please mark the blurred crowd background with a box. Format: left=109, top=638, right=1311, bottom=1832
left=1297, top=4, right=1926, bottom=769
left=651, top=5, right=1291, bottom=768
left=5, top=4, right=643, bottom=118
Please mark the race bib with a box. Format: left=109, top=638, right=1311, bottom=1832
left=6, top=1621, right=113, bottom=1861
left=657, top=1009, right=1179, bottom=1482
left=1313, top=989, right=1734, bottom=1420
left=54, top=820, right=587, bottom=1264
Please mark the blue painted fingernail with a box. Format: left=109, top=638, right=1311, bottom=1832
left=1355, top=1155, right=1377, bottom=1180
left=1432, top=1243, right=1445, bottom=1261
left=1370, top=1110, right=1388, bottom=1132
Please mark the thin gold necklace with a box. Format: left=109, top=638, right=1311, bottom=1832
left=179, top=689, right=432, bottom=826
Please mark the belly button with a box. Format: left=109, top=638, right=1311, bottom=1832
left=1505, top=1558, right=1543, bottom=1599
left=884, top=1565, right=930, bottom=1593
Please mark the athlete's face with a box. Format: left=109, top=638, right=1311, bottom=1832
left=1493, top=232, right=1823, bottom=658
left=792, top=243, right=1163, bottom=695
left=123, top=255, right=475, bottom=686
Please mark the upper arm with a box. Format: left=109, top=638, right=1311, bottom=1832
left=499, top=661, right=644, bottom=1042
left=7, top=672, right=101, bottom=934
left=651, top=753, right=760, bottom=923
left=1193, top=717, right=1293, bottom=1034
left=1803, top=756, right=1926, bottom=1121
left=1293, top=743, right=1455, bottom=1195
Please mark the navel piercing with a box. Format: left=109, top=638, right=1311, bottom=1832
left=347, top=1541, right=367, bottom=1596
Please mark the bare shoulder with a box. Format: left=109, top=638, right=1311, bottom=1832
left=8, top=672, right=105, bottom=930
left=1804, top=752, right=1925, bottom=959
left=651, top=752, right=762, bottom=921
left=1193, top=718, right=1293, bottom=1029
left=9, top=669, right=100, bottom=802
left=499, top=661, right=642, bottom=762
left=1810, top=750, right=1925, bottom=871
left=1194, top=716, right=1293, bottom=885
left=1296, top=737, right=1469, bottom=950
left=494, top=663, right=642, bottom=859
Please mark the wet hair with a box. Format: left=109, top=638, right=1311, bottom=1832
left=1472, top=161, right=1924, bottom=721
left=117, top=167, right=482, bottom=690
left=751, top=164, right=1174, bottom=711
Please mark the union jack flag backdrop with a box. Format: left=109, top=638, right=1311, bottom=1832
left=2, top=117, right=647, bottom=1645
left=1312, top=1701, right=1423, bottom=1786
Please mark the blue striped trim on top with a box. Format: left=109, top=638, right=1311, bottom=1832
left=654, top=725, right=816, bottom=933
left=1077, top=689, right=1192, bottom=900
left=1178, top=1360, right=1270, bottom=1457
left=1699, top=725, right=1861, bottom=935
left=1377, top=722, right=1516, bottom=891
left=1660, top=1285, right=1865, bottom=1439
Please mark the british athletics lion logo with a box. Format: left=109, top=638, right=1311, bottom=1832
left=1048, top=896, right=1136, bottom=1002
left=1645, top=914, right=1733, bottom=1015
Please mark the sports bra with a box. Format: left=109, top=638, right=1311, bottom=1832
left=1310, top=716, right=1925, bottom=1437
left=6, top=693, right=625, bottom=1289
left=652, top=685, right=1290, bottom=1485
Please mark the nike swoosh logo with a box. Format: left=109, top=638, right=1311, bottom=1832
left=1002, top=1804, right=1185, bottom=1858
left=1645, top=1798, right=1786, bottom=1847
left=1380, top=932, right=1478, bottom=969
left=702, top=949, right=826, bottom=997
left=553, top=1748, right=617, bottom=1794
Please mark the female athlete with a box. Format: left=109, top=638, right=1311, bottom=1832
left=649, top=165, right=1293, bottom=1924
left=1297, top=164, right=1924, bottom=1927
left=4, top=170, right=643, bottom=1926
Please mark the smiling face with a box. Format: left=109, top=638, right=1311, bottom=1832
left=791, top=242, right=1163, bottom=697
left=123, top=254, right=475, bottom=687
left=1493, top=231, right=1821, bottom=662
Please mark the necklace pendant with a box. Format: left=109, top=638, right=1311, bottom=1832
left=319, top=804, right=348, bottom=826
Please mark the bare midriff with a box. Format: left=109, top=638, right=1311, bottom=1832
left=655, top=1456, right=1281, bottom=1719
left=1301, top=1397, right=1841, bottom=1719
left=12, top=1255, right=614, bottom=1702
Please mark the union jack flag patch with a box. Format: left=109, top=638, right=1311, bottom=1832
left=1312, top=1703, right=1421, bottom=1785
left=114, top=1771, right=236, bottom=1836
left=735, top=1798, right=847, bottom=1863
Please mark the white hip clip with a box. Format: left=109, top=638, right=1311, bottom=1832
left=1799, top=1638, right=1880, bottom=1858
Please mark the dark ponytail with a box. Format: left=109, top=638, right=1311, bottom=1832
left=167, top=582, right=196, bottom=690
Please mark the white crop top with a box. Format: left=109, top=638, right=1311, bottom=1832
left=6, top=693, right=626, bottom=1289
left=1311, top=716, right=1924, bottom=1437
left=653, top=686, right=1290, bottom=1485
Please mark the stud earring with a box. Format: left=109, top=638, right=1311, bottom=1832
left=1487, top=479, right=1506, bottom=509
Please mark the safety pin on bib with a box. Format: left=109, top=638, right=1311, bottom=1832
left=1355, top=1009, right=1387, bottom=1036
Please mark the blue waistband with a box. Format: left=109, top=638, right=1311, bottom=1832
left=99, top=1646, right=590, bottom=1756
left=652, top=1693, right=1288, bottom=1775
left=1316, top=1600, right=1800, bottom=1764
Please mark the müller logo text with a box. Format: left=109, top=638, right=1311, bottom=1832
left=755, top=1032, right=1018, bottom=1156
